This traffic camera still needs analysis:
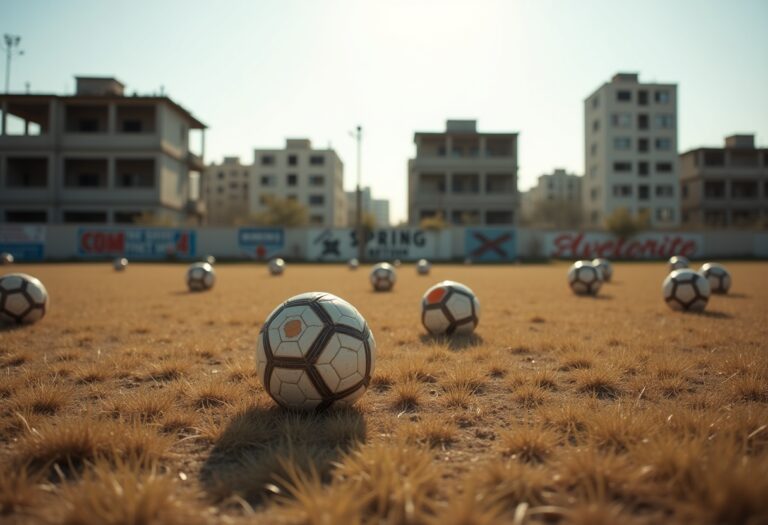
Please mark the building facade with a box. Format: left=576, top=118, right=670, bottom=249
left=583, top=73, right=679, bottom=228
left=408, top=120, right=518, bottom=225
left=371, top=199, right=390, bottom=227
left=522, top=169, right=583, bottom=227
left=249, top=139, right=345, bottom=227
left=203, top=157, right=251, bottom=225
left=680, top=134, right=768, bottom=228
left=345, top=186, right=390, bottom=226
left=0, top=76, right=206, bottom=225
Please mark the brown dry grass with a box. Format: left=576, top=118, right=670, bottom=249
left=1, top=261, right=767, bottom=524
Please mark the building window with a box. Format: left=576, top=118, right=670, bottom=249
left=116, top=159, right=155, bottom=188
left=682, top=184, right=688, bottom=198
left=638, top=185, right=649, bottom=200
left=288, top=154, right=298, bottom=166
left=613, top=162, right=632, bottom=173
left=592, top=119, right=600, bottom=132
left=638, top=162, right=649, bottom=176
left=590, top=166, right=598, bottom=178
left=121, top=120, right=143, bottom=132
left=703, top=150, right=725, bottom=166
left=704, top=210, right=727, bottom=227
left=229, top=181, right=238, bottom=189
left=638, top=90, right=648, bottom=105
left=5, top=210, right=47, bottom=223
left=64, top=159, right=108, bottom=188
left=309, top=155, right=325, bottom=166
left=655, top=184, right=674, bottom=197
left=309, top=194, right=325, bottom=206
left=612, top=185, right=632, bottom=197
left=655, top=114, right=675, bottom=129
left=616, top=90, right=632, bottom=102
left=261, top=155, right=275, bottom=166
left=613, top=137, right=631, bottom=151
left=590, top=143, right=598, bottom=156
left=451, top=173, right=480, bottom=194
left=114, top=211, right=142, bottom=224
left=590, top=188, right=599, bottom=200
left=309, top=175, right=324, bottom=186
left=63, top=211, right=108, bottom=223
left=591, top=96, right=599, bottom=109
left=655, top=162, right=673, bottom=173
left=611, top=113, right=632, bottom=128
left=656, top=208, right=674, bottom=222
left=287, top=174, right=298, bottom=186
left=654, top=138, right=672, bottom=151
left=217, top=171, right=225, bottom=179
left=217, top=187, right=224, bottom=194
left=732, top=181, right=758, bottom=199
left=637, top=114, right=649, bottom=130
left=704, top=181, right=725, bottom=199
left=654, top=90, right=670, bottom=103
left=637, top=138, right=649, bottom=153
left=6, top=158, right=48, bottom=187
left=485, top=210, right=513, bottom=224
left=260, top=175, right=274, bottom=186
left=243, top=170, right=249, bottom=177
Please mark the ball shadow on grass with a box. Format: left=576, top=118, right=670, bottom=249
left=696, top=310, right=733, bottom=319
left=0, top=323, right=28, bottom=333
left=419, top=332, right=485, bottom=351
left=199, top=405, right=366, bottom=508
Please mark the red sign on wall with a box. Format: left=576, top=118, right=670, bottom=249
left=547, top=232, right=701, bottom=260
left=78, top=228, right=195, bottom=258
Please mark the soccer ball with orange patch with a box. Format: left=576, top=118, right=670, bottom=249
left=255, top=292, right=376, bottom=410
left=421, top=281, right=480, bottom=336
left=370, top=262, right=396, bottom=291
left=0, top=273, right=49, bottom=324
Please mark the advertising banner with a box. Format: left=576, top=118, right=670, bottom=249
left=77, top=228, right=196, bottom=259
left=545, top=231, right=702, bottom=259
left=0, top=225, right=46, bottom=261
left=238, top=228, right=284, bottom=260
left=465, top=228, right=516, bottom=261
left=307, top=228, right=439, bottom=261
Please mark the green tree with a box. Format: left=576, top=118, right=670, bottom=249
left=248, top=196, right=308, bottom=227
left=132, top=211, right=175, bottom=227
left=605, top=207, right=650, bottom=239
left=420, top=213, right=447, bottom=231
left=528, top=199, right=583, bottom=228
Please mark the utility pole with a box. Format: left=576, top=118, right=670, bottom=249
left=353, top=125, right=364, bottom=262
left=2, top=34, right=24, bottom=93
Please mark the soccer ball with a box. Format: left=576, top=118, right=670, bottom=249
left=348, top=258, right=359, bottom=270
left=421, top=280, right=480, bottom=336
left=255, top=291, right=375, bottom=410
left=0, top=273, right=49, bottom=324
left=370, top=262, right=396, bottom=291
left=206, top=255, right=216, bottom=265
left=417, top=258, right=431, bottom=275
left=269, top=258, right=285, bottom=276
left=663, top=269, right=710, bottom=312
left=567, top=261, right=603, bottom=296
left=699, top=263, right=731, bottom=294
left=0, top=252, right=14, bottom=265
left=113, top=257, right=128, bottom=271
left=592, top=258, right=612, bottom=282
left=669, top=255, right=689, bottom=271
left=393, top=259, right=402, bottom=267
left=186, top=262, right=215, bottom=292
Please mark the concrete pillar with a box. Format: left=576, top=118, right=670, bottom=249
left=479, top=136, right=487, bottom=157
left=108, top=103, right=117, bottom=134
left=1, top=101, right=7, bottom=135
left=446, top=136, right=452, bottom=158
left=108, top=157, right=115, bottom=189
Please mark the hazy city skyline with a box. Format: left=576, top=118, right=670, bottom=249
left=3, top=0, right=767, bottom=223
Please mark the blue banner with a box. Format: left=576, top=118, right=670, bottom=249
left=0, top=226, right=46, bottom=261
left=238, top=228, right=284, bottom=259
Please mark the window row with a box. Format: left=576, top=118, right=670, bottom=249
left=260, top=154, right=326, bottom=167
left=612, top=137, right=672, bottom=152
left=682, top=180, right=768, bottom=200
left=611, top=184, right=675, bottom=199
left=259, top=174, right=325, bottom=187
left=3, top=209, right=148, bottom=224
left=3, top=158, right=157, bottom=188
left=258, top=194, right=326, bottom=206
left=216, top=170, right=249, bottom=179
left=615, top=89, right=671, bottom=104
left=612, top=161, right=674, bottom=175
left=605, top=113, right=675, bottom=130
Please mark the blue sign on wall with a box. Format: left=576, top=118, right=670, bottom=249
left=0, top=226, right=46, bottom=261
left=238, top=228, right=284, bottom=259
left=464, top=228, right=516, bottom=261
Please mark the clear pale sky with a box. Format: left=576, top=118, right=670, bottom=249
left=3, top=0, right=767, bottom=223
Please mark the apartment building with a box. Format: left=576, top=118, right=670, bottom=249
left=408, top=120, right=518, bottom=225
left=203, top=157, right=250, bottom=225
left=250, top=139, right=345, bottom=227
left=371, top=199, right=390, bottom=227
left=345, top=186, right=391, bottom=226
left=680, top=134, right=768, bottom=228
left=522, top=169, right=583, bottom=226
left=0, top=76, right=207, bottom=225
left=583, top=73, right=679, bottom=228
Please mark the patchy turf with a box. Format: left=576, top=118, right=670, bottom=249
left=1, top=261, right=767, bottom=524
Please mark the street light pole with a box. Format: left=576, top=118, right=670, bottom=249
left=3, top=34, right=24, bottom=94
left=353, top=125, right=364, bottom=262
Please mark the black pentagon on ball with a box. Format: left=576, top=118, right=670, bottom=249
left=259, top=293, right=372, bottom=411
left=421, top=286, right=479, bottom=336
left=665, top=273, right=709, bottom=311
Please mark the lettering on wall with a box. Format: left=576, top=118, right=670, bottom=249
left=546, top=232, right=702, bottom=259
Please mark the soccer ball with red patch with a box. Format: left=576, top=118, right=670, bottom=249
left=699, top=263, right=731, bottom=294
left=668, top=255, right=689, bottom=271
left=0, top=273, right=49, bottom=324
left=567, top=261, right=603, bottom=296
left=186, top=262, right=215, bottom=292
left=592, top=258, right=612, bottom=282
left=417, top=258, right=431, bottom=275
left=421, top=280, right=480, bottom=336
left=663, top=269, right=710, bottom=312
left=113, top=257, right=128, bottom=271
left=255, top=292, right=375, bottom=410
left=0, top=252, right=14, bottom=265
left=370, top=262, right=396, bottom=291
left=269, top=258, right=285, bottom=276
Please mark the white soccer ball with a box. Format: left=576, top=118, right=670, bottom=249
left=669, top=255, right=689, bottom=271
left=186, top=262, right=215, bottom=292
left=206, top=255, right=216, bottom=265
left=421, top=280, right=480, bottom=336
left=592, top=258, right=612, bottom=282
left=255, top=291, right=376, bottom=411
left=370, top=262, right=396, bottom=292
left=417, top=258, right=431, bottom=275
left=698, top=263, right=731, bottom=295
left=269, top=258, right=285, bottom=276
left=348, top=258, right=359, bottom=270
left=0, top=273, right=49, bottom=324
left=663, top=269, right=710, bottom=312
left=0, top=252, right=14, bottom=265
left=113, top=257, right=128, bottom=271
left=567, top=260, right=603, bottom=296
left=393, top=259, right=402, bottom=267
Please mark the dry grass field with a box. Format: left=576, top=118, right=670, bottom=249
left=1, top=261, right=767, bottom=525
